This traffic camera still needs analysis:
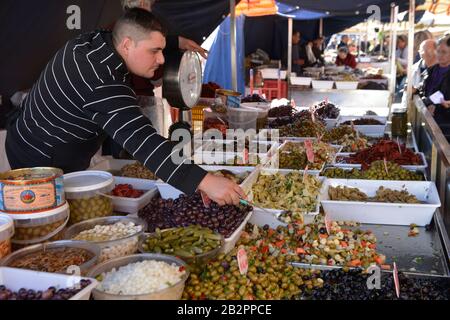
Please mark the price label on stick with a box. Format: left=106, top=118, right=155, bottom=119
left=304, top=139, right=315, bottom=163
left=291, top=99, right=296, bottom=108
left=237, top=246, right=249, bottom=275
left=309, top=106, right=316, bottom=123
left=303, top=165, right=309, bottom=182
left=396, top=137, right=402, bottom=154
left=383, top=158, right=389, bottom=174
left=350, top=120, right=355, bottom=132
left=324, top=213, right=332, bottom=235
left=393, top=262, right=400, bottom=298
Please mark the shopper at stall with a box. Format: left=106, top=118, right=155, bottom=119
left=290, top=31, right=307, bottom=74
left=421, top=36, right=450, bottom=136
left=338, top=35, right=349, bottom=49
left=312, top=37, right=325, bottom=65
left=396, top=35, right=409, bottom=69
left=5, top=8, right=245, bottom=206
left=335, top=47, right=357, bottom=69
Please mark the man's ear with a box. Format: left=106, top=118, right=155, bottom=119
left=121, top=37, right=134, bottom=57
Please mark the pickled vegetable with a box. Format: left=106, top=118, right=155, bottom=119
left=141, top=225, right=222, bottom=258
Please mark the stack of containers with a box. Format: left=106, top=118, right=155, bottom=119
left=63, top=171, right=114, bottom=225
left=0, top=215, right=14, bottom=259
left=0, top=168, right=69, bottom=249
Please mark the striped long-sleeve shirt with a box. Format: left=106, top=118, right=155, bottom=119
left=6, top=30, right=207, bottom=195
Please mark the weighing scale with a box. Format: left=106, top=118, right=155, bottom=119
left=163, top=50, right=203, bottom=138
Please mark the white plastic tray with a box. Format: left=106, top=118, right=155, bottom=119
left=260, top=68, right=287, bottom=80
left=338, top=115, right=387, bottom=136
left=320, top=179, right=441, bottom=226
left=89, top=159, right=137, bottom=175
left=335, top=81, right=359, bottom=90
left=332, top=152, right=428, bottom=172
left=221, top=211, right=253, bottom=254
left=110, top=177, right=159, bottom=214
left=0, top=267, right=98, bottom=300
left=241, top=167, right=323, bottom=219
left=290, top=76, right=312, bottom=86
left=312, top=80, right=334, bottom=90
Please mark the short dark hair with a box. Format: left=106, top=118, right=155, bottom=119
left=438, top=35, right=450, bottom=47
left=113, top=8, right=166, bottom=45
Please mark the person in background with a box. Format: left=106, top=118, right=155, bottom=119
left=290, top=31, right=306, bottom=74
left=335, top=46, right=357, bottom=69
left=413, top=30, right=433, bottom=64
left=396, top=35, right=409, bottom=69
left=421, top=36, right=450, bottom=137
left=338, top=35, right=349, bottom=49
left=305, top=40, right=317, bottom=66
left=312, top=37, right=325, bottom=65
left=372, top=36, right=390, bottom=56
left=401, top=39, right=437, bottom=107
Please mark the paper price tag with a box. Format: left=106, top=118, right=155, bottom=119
left=324, top=214, right=332, bottom=235
left=290, top=99, right=296, bottom=108
left=304, top=139, right=315, bottom=163
left=237, top=247, right=249, bottom=275
left=309, top=106, right=316, bottom=123
left=303, top=165, right=309, bottom=182
left=393, top=262, right=400, bottom=298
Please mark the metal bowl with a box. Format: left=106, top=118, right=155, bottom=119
left=0, top=240, right=101, bottom=275
left=63, top=216, right=147, bottom=263
left=87, top=253, right=189, bottom=300
left=138, top=228, right=224, bottom=267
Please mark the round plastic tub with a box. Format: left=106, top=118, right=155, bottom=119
left=241, top=103, right=269, bottom=131
left=63, top=216, right=147, bottom=263
left=87, top=254, right=189, bottom=300
left=64, top=171, right=114, bottom=225
left=227, top=107, right=258, bottom=131
left=0, top=214, right=14, bottom=259
left=8, top=202, right=69, bottom=245
left=0, top=240, right=101, bottom=275
left=0, top=167, right=65, bottom=213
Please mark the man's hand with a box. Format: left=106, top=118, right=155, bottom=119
left=179, top=36, right=208, bottom=59
left=428, top=104, right=436, bottom=115
left=197, top=173, right=246, bottom=206
left=441, top=100, right=450, bottom=109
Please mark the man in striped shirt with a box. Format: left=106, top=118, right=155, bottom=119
left=5, top=8, right=245, bottom=206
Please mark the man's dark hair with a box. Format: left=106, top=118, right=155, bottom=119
left=437, top=35, right=450, bottom=47
left=113, top=7, right=166, bottom=46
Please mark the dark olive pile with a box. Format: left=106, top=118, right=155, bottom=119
left=268, top=105, right=294, bottom=117
left=0, top=280, right=92, bottom=300
left=138, top=193, right=252, bottom=238
left=241, top=94, right=267, bottom=103
left=313, top=101, right=340, bottom=119
left=299, top=269, right=450, bottom=300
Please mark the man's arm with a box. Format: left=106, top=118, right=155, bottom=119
left=84, top=83, right=207, bottom=195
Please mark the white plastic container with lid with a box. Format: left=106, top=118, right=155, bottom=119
left=110, top=177, right=158, bottom=214
left=0, top=214, right=14, bottom=259
left=0, top=267, right=98, bottom=300
left=8, top=203, right=69, bottom=245
left=64, top=171, right=114, bottom=225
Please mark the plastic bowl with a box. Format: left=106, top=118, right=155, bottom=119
left=9, top=202, right=69, bottom=244
left=87, top=253, right=189, bottom=300
left=137, top=229, right=224, bottom=267
left=0, top=214, right=14, bottom=259
left=63, top=216, right=147, bottom=263
left=0, top=240, right=101, bottom=275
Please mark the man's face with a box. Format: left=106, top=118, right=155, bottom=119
left=124, top=31, right=166, bottom=78
left=293, top=33, right=300, bottom=44
left=342, top=36, right=349, bottom=44
left=338, top=51, right=347, bottom=60
left=397, top=39, right=406, bottom=49
left=419, top=41, right=436, bottom=63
